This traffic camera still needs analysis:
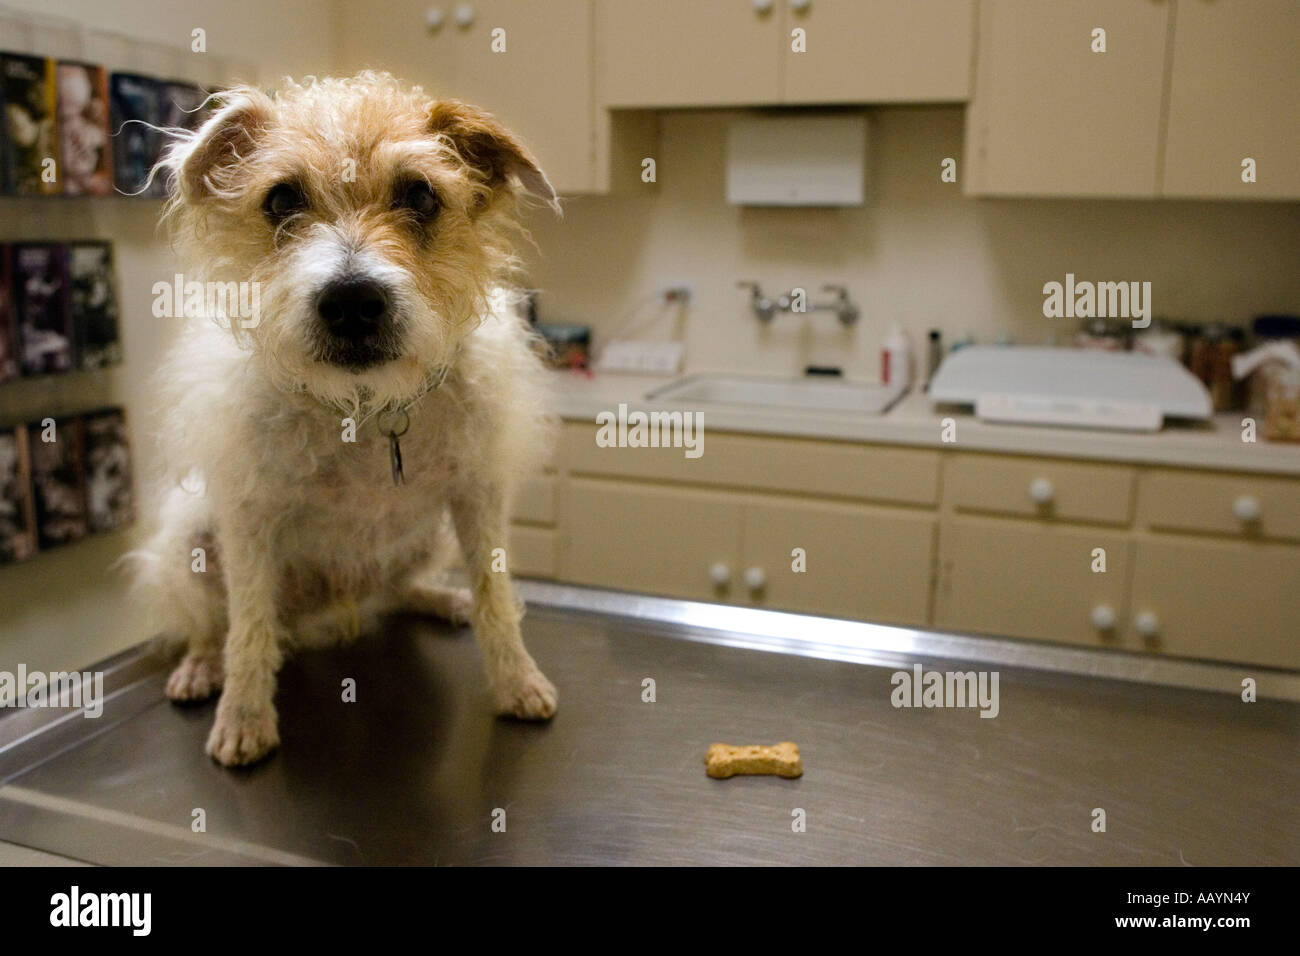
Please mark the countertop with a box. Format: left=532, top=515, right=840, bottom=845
left=549, top=371, right=1300, bottom=476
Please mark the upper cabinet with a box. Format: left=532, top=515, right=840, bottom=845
left=597, top=0, right=782, bottom=107
left=597, top=0, right=974, bottom=108
left=964, top=0, right=1169, bottom=198
left=450, top=0, right=595, bottom=195
left=966, top=0, right=1300, bottom=199
left=782, top=0, right=974, bottom=104
left=335, top=0, right=598, bottom=194
left=1162, top=0, right=1300, bottom=200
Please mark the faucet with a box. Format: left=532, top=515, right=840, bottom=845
left=738, top=281, right=859, bottom=327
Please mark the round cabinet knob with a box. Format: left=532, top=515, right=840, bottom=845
left=453, top=2, right=474, bottom=27
left=425, top=6, right=444, bottom=29
left=789, top=0, right=812, bottom=11
left=743, top=566, right=766, bottom=591
left=1233, top=495, right=1261, bottom=523
left=1133, top=610, right=1160, bottom=637
left=709, top=562, right=731, bottom=586
left=1029, top=477, right=1054, bottom=504
left=1091, top=604, right=1116, bottom=630
left=751, top=0, right=774, bottom=13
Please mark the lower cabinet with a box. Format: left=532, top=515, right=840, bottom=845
left=741, top=497, right=934, bottom=626
left=561, top=477, right=936, bottom=625
left=1128, top=536, right=1300, bottom=671
left=935, top=516, right=1131, bottom=649
left=561, top=478, right=744, bottom=602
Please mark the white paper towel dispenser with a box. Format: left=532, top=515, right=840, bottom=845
left=726, top=114, right=867, bottom=206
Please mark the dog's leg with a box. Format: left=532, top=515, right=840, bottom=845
left=450, top=488, right=557, bottom=719
left=130, top=489, right=228, bottom=702
left=205, top=532, right=286, bottom=766
left=400, top=581, right=474, bottom=625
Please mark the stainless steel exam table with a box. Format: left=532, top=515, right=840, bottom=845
left=1, top=583, right=1296, bottom=865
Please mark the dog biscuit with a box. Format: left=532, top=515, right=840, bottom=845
left=705, top=742, right=802, bottom=779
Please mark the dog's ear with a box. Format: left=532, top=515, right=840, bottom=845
left=427, top=99, right=558, bottom=213
left=167, top=88, right=274, bottom=204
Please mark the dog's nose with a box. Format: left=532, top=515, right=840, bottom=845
left=316, top=278, right=390, bottom=339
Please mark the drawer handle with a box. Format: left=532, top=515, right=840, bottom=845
left=752, top=0, right=774, bottom=12
left=1133, top=610, right=1160, bottom=637
left=789, top=0, right=812, bottom=11
left=1233, top=495, right=1261, bottom=523
left=453, top=2, right=474, bottom=28
left=425, top=6, right=445, bottom=30
left=1090, top=604, right=1116, bottom=630
left=1028, top=477, right=1054, bottom=504
left=709, top=562, right=731, bottom=586
left=743, top=566, right=767, bottom=591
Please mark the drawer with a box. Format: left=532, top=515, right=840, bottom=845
left=1137, top=469, right=1300, bottom=542
left=512, top=475, right=557, bottom=525
left=935, top=516, right=1131, bottom=648
left=562, top=422, right=940, bottom=506
left=1129, top=535, right=1300, bottom=669
left=508, top=525, right=557, bottom=579
left=945, top=454, right=1135, bottom=525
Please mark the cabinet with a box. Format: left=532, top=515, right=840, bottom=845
left=560, top=477, right=935, bottom=625
left=1128, top=536, right=1300, bottom=670
left=597, top=0, right=973, bottom=108
left=561, top=478, right=744, bottom=601
left=964, top=0, right=1169, bottom=197
left=1162, top=0, right=1300, bottom=199
left=936, top=516, right=1131, bottom=648
left=335, top=0, right=598, bottom=193
left=783, top=0, right=974, bottom=104
left=966, top=0, right=1300, bottom=199
left=742, top=497, right=934, bottom=624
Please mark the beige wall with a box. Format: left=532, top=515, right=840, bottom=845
left=521, top=107, right=1300, bottom=378
left=0, top=1, right=336, bottom=674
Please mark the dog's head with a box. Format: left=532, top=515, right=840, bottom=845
left=159, top=72, right=555, bottom=412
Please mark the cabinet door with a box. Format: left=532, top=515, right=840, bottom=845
left=742, top=497, right=935, bottom=626
left=964, top=0, right=1169, bottom=197
left=334, top=0, right=459, bottom=95
left=1128, top=536, right=1300, bottom=670
left=452, top=0, right=595, bottom=193
left=1162, top=0, right=1300, bottom=199
left=561, top=477, right=743, bottom=601
left=783, top=0, right=974, bottom=103
left=596, top=0, right=782, bottom=107
left=936, top=517, right=1131, bottom=647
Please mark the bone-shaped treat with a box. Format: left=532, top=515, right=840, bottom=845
left=705, top=741, right=803, bottom=779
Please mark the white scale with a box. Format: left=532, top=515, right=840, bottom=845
left=928, top=346, right=1213, bottom=432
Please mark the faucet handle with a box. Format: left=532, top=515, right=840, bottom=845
left=822, top=283, right=849, bottom=298
left=738, top=281, right=777, bottom=323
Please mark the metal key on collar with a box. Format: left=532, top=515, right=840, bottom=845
left=376, top=408, right=409, bottom=485
left=375, top=359, right=455, bottom=486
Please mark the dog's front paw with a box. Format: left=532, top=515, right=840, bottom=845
left=166, top=654, right=224, bottom=702
left=206, top=697, right=279, bottom=766
left=494, top=666, right=558, bottom=721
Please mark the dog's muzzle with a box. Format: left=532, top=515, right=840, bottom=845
left=315, top=276, right=400, bottom=369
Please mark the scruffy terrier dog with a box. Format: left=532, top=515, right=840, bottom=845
left=132, top=73, right=559, bottom=766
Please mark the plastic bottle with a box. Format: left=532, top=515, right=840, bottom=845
left=881, top=323, right=912, bottom=388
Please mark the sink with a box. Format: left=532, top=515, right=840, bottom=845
left=646, top=374, right=906, bottom=414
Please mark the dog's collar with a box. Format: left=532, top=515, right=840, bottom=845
left=375, top=349, right=459, bottom=486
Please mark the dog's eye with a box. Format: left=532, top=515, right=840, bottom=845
left=396, top=180, right=440, bottom=219
left=264, top=182, right=307, bottom=222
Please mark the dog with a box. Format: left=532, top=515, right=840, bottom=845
left=130, top=72, right=560, bottom=766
